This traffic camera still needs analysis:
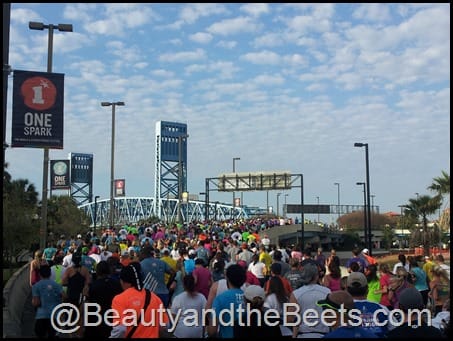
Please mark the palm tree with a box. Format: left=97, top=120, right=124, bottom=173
left=428, top=171, right=450, bottom=232
left=404, top=195, right=442, bottom=256
left=428, top=170, right=450, bottom=196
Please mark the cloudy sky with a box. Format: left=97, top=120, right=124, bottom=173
left=5, top=3, right=450, bottom=223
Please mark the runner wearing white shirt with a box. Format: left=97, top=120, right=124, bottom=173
left=62, top=248, right=74, bottom=268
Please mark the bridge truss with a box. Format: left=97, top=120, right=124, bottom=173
left=78, top=197, right=247, bottom=228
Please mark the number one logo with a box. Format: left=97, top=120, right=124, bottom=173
left=31, top=85, right=45, bottom=104
left=21, top=76, right=57, bottom=110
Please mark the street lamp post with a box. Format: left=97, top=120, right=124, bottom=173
left=357, top=182, right=367, bottom=248
left=371, top=194, right=375, bottom=212
left=94, top=195, right=100, bottom=232
left=300, top=174, right=305, bottom=249
left=277, top=192, right=282, bottom=217
left=266, top=190, right=269, bottom=213
left=178, top=134, right=189, bottom=223
left=199, top=192, right=207, bottom=221
left=101, top=101, right=125, bottom=229
left=398, top=205, right=405, bottom=249
left=284, top=194, right=289, bottom=218
left=316, top=196, right=320, bottom=222
left=232, top=157, right=240, bottom=207
left=334, top=182, right=340, bottom=227
left=29, top=21, right=73, bottom=250
left=183, top=191, right=189, bottom=223
left=354, top=142, right=372, bottom=256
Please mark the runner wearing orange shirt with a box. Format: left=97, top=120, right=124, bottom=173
left=362, top=248, right=377, bottom=265
left=110, top=263, right=169, bottom=338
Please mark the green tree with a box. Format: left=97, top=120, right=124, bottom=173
left=47, top=195, right=90, bottom=243
left=428, top=170, right=450, bottom=232
left=399, top=209, right=418, bottom=248
left=381, top=225, right=395, bottom=250
left=428, top=170, right=450, bottom=196
left=404, top=194, right=442, bottom=256
left=3, top=163, right=40, bottom=266
left=339, top=211, right=394, bottom=231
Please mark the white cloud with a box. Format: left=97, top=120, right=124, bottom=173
left=252, top=33, right=285, bottom=48
left=152, top=69, right=175, bottom=78
left=252, top=74, right=285, bottom=86
left=83, top=4, right=157, bottom=36
left=217, top=40, right=237, bottom=49
left=207, top=16, right=261, bottom=36
left=353, top=4, right=392, bottom=22
left=5, top=3, right=450, bottom=217
left=179, top=3, right=228, bottom=25
left=240, top=3, right=269, bottom=17
left=159, top=49, right=207, bottom=63
left=241, top=50, right=281, bottom=65
left=189, top=32, right=213, bottom=44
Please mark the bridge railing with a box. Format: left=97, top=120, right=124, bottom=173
left=3, top=262, right=31, bottom=337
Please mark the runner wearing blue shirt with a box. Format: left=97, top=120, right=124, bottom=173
left=32, top=264, right=64, bottom=338
left=42, top=242, right=58, bottom=266
left=207, top=264, right=246, bottom=338
left=346, top=272, right=395, bottom=337
left=317, top=290, right=378, bottom=338
left=140, top=246, right=175, bottom=308
left=346, top=247, right=368, bottom=273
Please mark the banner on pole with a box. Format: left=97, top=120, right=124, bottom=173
left=115, top=179, right=125, bottom=197
left=50, top=160, right=70, bottom=190
left=11, top=70, right=65, bottom=149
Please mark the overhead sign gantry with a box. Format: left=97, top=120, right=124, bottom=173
left=205, top=171, right=306, bottom=248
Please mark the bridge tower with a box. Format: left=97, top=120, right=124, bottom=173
left=70, top=153, right=93, bottom=205
left=154, top=121, right=188, bottom=219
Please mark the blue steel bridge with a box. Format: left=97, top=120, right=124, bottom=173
left=78, top=197, right=259, bottom=227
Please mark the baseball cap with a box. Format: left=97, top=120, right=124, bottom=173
left=362, top=248, right=369, bottom=254
left=398, top=287, right=424, bottom=310
left=189, top=249, right=197, bottom=256
left=347, top=272, right=368, bottom=288
left=244, top=285, right=265, bottom=301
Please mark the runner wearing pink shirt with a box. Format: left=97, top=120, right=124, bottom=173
left=192, top=258, right=212, bottom=299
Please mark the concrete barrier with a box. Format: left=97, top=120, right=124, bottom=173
left=2, top=262, right=34, bottom=338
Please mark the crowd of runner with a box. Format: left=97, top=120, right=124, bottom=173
left=29, top=219, right=450, bottom=338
